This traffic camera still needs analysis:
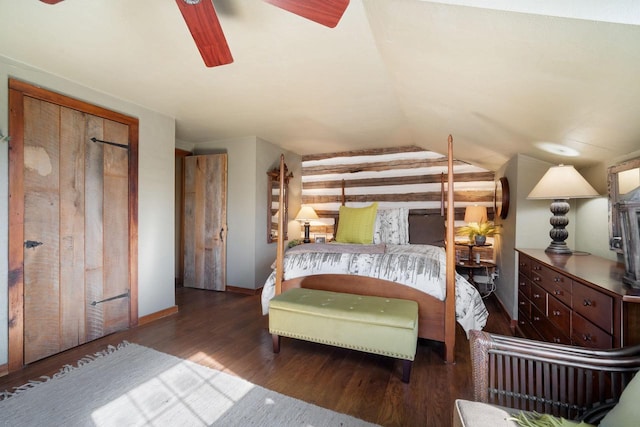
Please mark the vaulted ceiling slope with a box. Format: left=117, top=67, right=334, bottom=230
left=1, top=0, right=640, bottom=171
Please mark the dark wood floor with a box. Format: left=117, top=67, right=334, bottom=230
left=0, top=287, right=513, bottom=426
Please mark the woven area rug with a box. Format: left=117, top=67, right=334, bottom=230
left=0, top=342, right=378, bottom=426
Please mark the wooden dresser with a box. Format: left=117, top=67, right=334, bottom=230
left=516, top=248, right=640, bottom=349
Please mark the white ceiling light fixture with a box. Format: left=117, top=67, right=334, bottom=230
left=535, top=142, right=580, bottom=157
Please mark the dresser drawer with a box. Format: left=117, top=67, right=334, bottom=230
left=517, top=315, right=542, bottom=341
left=518, top=291, right=531, bottom=321
left=518, top=254, right=532, bottom=279
left=531, top=306, right=571, bottom=345
left=572, top=281, right=613, bottom=333
left=529, top=305, right=545, bottom=335
left=529, top=262, right=570, bottom=304
left=518, top=274, right=531, bottom=300
left=547, top=295, right=571, bottom=337
left=530, top=282, right=546, bottom=314
left=572, top=312, right=612, bottom=349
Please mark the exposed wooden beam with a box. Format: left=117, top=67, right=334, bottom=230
left=302, top=158, right=467, bottom=176
left=302, top=190, right=495, bottom=204
left=302, top=171, right=495, bottom=189
left=302, top=145, right=426, bottom=162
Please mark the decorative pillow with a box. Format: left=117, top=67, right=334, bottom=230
left=599, top=372, right=640, bottom=427
left=335, top=203, right=378, bottom=244
left=373, top=208, right=409, bottom=245
left=408, top=215, right=445, bottom=246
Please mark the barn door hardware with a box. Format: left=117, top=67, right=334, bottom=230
left=24, top=240, right=43, bottom=249
left=90, top=137, right=128, bottom=150
left=90, top=290, right=130, bottom=306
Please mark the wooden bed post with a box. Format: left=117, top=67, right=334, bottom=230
left=444, top=135, right=456, bottom=363
left=275, top=154, right=286, bottom=296
left=440, top=173, right=445, bottom=217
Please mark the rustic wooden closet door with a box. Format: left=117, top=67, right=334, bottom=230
left=183, top=154, right=227, bottom=290
left=21, top=97, right=130, bottom=363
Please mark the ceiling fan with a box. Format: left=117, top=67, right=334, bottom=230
left=39, top=0, right=350, bottom=68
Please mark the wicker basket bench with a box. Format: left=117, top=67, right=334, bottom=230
left=268, top=287, right=419, bottom=383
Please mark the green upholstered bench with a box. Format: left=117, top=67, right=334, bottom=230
left=268, top=288, right=419, bottom=383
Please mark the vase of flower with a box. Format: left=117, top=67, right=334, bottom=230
left=474, top=235, right=487, bottom=245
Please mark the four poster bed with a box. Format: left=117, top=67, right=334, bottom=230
left=261, top=136, right=488, bottom=363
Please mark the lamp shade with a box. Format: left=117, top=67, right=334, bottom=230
left=527, top=165, right=599, bottom=199
left=295, top=206, right=319, bottom=222
left=464, top=205, right=488, bottom=224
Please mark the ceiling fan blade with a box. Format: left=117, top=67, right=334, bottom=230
left=40, top=0, right=65, bottom=4
left=264, top=0, right=349, bottom=28
left=175, top=0, right=233, bottom=67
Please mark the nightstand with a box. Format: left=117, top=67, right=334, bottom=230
left=456, top=259, right=496, bottom=297
left=456, top=242, right=492, bottom=264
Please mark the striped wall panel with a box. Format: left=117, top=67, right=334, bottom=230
left=301, top=146, right=496, bottom=219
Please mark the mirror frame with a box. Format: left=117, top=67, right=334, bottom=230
left=267, top=163, right=293, bottom=244
left=608, top=157, right=640, bottom=252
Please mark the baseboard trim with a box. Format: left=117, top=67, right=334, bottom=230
left=139, top=305, right=179, bottom=325
left=491, top=294, right=517, bottom=335
left=226, top=286, right=262, bottom=295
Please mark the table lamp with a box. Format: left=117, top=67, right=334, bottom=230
left=295, top=206, right=319, bottom=243
left=464, top=205, right=488, bottom=225
left=527, top=164, right=598, bottom=254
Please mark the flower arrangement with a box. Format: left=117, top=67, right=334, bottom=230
left=457, top=221, right=498, bottom=245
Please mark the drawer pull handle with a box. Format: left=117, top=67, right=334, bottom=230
left=554, top=290, right=562, bottom=295
left=553, top=338, right=561, bottom=343
left=533, top=266, right=541, bottom=271
left=533, top=277, right=540, bottom=282
left=533, top=316, right=540, bottom=321
left=554, top=277, right=561, bottom=282
left=583, top=299, right=592, bottom=307
left=552, top=310, right=561, bottom=316
left=533, top=293, right=540, bottom=299
left=583, top=334, right=592, bottom=342
left=520, top=282, right=526, bottom=287
left=519, top=301, right=526, bottom=306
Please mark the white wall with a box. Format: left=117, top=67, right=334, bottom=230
left=0, top=55, right=176, bottom=365
left=492, top=156, right=518, bottom=320
left=576, top=162, right=621, bottom=261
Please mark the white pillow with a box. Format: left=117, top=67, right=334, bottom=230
left=373, top=208, right=409, bottom=245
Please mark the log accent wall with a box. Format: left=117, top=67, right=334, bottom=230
left=300, top=146, right=495, bottom=241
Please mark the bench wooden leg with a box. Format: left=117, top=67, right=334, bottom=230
left=272, top=334, right=280, bottom=353
left=402, top=359, right=412, bottom=383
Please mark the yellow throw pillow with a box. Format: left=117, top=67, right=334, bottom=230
left=335, top=203, right=378, bottom=244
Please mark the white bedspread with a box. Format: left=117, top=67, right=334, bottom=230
left=261, top=244, right=488, bottom=335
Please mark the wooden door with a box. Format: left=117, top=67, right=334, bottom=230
left=8, top=79, right=139, bottom=369
left=183, top=154, right=227, bottom=290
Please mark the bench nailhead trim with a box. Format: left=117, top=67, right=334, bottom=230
left=270, top=329, right=415, bottom=360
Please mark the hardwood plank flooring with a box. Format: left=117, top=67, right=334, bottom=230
left=0, top=287, right=513, bottom=426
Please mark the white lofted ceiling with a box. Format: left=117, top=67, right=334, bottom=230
left=1, top=0, right=639, bottom=171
